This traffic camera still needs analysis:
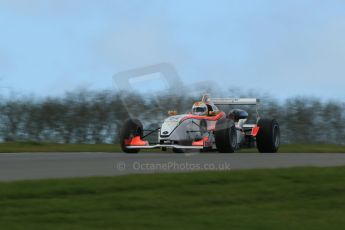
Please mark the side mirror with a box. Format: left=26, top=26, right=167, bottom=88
left=168, top=110, right=178, bottom=116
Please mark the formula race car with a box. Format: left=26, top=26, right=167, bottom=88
left=120, top=95, right=280, bottom=153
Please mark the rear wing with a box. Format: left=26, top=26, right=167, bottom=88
left=206, top=97, right=260, bottom=119
left=210, top=98, right=259, bottom=105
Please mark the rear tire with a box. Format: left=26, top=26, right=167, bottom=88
left=215, top=117, right=237, bottom=153
left=256, top=119, right=280, bottom=153
left=120, top=119, right=143, bottom=153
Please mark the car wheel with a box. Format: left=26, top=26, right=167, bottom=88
left=215, top=117, right=237, bottom=153
left=256, top=119, right=280, bottom=153
left=120, top=118, right=143, bottom=153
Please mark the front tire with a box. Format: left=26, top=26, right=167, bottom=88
left=215, top=117, right=237, bottom=153
left=120, top=119, right=143, bottom=153
left=256, top=119, right=280, bottom=153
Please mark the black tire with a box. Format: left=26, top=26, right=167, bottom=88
left=120, top=119, right=143, bottom=153
left=215, top=117, right=237, bottom=153
left=256, top=119, right=280, bottom=153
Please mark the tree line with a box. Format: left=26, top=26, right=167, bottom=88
left=0, top=89, right=344, bottom=144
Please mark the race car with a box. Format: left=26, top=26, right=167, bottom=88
left=120, top=95, right=280, bottom=153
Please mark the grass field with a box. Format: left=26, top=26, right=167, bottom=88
left=0, top=142, right=345, bottom=153
left=0, top=167, right=345, bottom=229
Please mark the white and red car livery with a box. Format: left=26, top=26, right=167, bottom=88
left=120, top=95, right=280, bottom=153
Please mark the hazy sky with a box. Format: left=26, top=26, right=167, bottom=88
left=0, top=0, right=344, bottom=99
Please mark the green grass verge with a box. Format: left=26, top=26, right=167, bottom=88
left=1, top=167, right=345, bottom=229
left=0, top=142, right=344, bottom=153
left=0, top=142, right=122, bottom=153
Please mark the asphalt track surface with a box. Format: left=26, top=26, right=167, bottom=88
left=1, top=152, right=345, bottom=181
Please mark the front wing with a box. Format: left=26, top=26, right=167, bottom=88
left=125, top=135, right=210, bottom=150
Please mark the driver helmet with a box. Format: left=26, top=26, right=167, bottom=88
left=192, top=102, right=208, bottom=116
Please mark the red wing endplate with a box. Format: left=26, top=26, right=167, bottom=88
left=192, top=136, right=212, bottom=147
left=125, top=136, right=149, bottom=146
left=251, top=126, right=260, bottom=137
